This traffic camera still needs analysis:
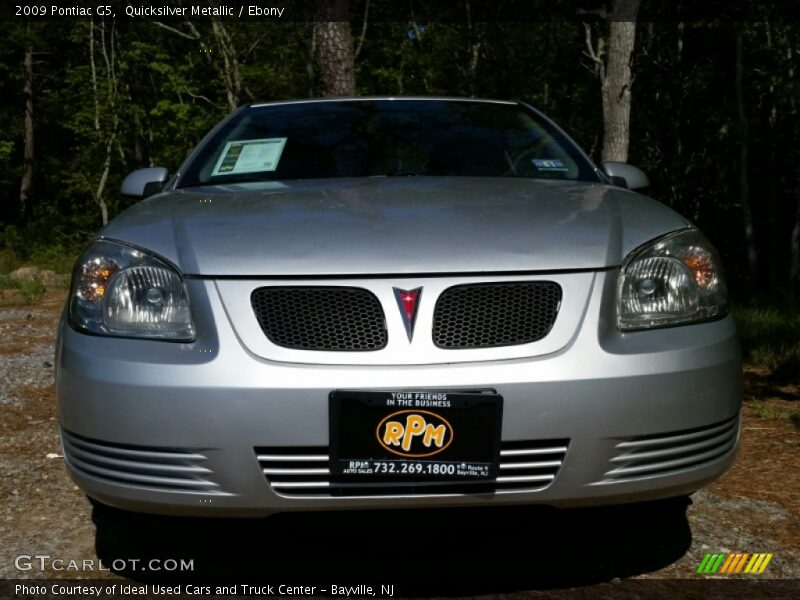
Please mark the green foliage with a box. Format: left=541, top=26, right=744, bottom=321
left=734, top=305, right=800, bottom=379
left=749, top=397, right=799, bottom=422
left=0, top=247, right=19, bottom=275
left=0, top=9, right=797, bottom=309
left=0, top=274, right=47, bottom=304
left=0, top=222, right=83, bottom=275
left=0, top=140, right=13, bottom=162
left=16, top=278, right=47, bottom=303
left=28, top=245, right=79, bottom=275
left=632, top=21, right=800, bottom=298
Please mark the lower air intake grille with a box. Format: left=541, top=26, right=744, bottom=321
left=61, top=429, right=223, bottom=493
left=255, top=439, right=569, bottom=498
left=251, top=286, right=387, bottom=351
left=433, top=282, right=561, bottom=349
left=603, top=414, right=740, bottom=481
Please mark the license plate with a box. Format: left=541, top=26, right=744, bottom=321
left=330, top=390, right=502, bottom=482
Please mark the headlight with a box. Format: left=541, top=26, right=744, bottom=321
left=68, top=239, right=195, bottom=341
left=618, top=228, right=728, bottom=331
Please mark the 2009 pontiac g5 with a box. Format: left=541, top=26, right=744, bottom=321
left=56, top=98, right=741, bottom=515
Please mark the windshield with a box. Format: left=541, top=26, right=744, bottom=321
left=177, top=99, right=600, bottom=187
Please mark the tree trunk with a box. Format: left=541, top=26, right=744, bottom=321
left=788, top=42, right=799, bottom=300
left=583, top=0, right=640, bottom=163
left=465, top=0, right=481, bottom=97
left=94, top=134, right=113, bottom=226
left=671, top=22, right=685, bottom=214
left=306, top=23, right=316, bottom=97
left=736, top=32, right=758, bottom=295
left=763, top=21, right=778, bottom=297
left=601, top=8, right=638, bottom=162
left=19, top=42, right=34, bottom=219
left=314, top=0, right=355, bottom=97
left=790, top=166, right=800, bottom=299
left=210, top=20, right=241, bottom=110
left=89, top=20, right=118, bottom=226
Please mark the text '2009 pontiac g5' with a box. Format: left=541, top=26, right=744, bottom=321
left=56, top=98, right=741, bottom=516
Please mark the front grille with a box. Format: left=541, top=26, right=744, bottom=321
left=61, top=429, right=225, bottom=493
left=602, top=415, right=740, bottom=482
left=256, top=439, right=569, bottom=498
left=432, top=282, right=561, bottom=349
left=251, top=286, right=387, bottom=351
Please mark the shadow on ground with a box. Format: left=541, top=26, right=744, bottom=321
left=93, top=497, right=692, bottom=595
left=743, top=366, right=800, bottom=402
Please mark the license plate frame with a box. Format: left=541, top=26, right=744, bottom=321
left=329, top=390, right=503, bottom=483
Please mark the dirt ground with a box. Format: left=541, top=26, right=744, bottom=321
left=1, top=289, right=799, bottom=597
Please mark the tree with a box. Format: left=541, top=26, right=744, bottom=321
left=781, top=25, right=800, bottom=298
left=583, top=0, right=641, bottom=162
left=735, top=30, right=757, bottom=294
left=87, top=19, right=119, bottom=226
left=152, top=19, right=245, bottom=110
left=19, top=26, right=33, bottom=220
left=314, top=0, right=356, bottom=96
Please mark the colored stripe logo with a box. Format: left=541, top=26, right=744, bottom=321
left=696, top=552, right=773, bottom=574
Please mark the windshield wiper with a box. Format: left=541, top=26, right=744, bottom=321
left=176, top=177, right=278, bottom=188
left=371, top=171, right=424, bottom=177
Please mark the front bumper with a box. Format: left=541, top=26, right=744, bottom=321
left=56, top=273, right=742, bottom=516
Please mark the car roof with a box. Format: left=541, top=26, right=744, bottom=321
left=247, top=96, right=520, bottom=109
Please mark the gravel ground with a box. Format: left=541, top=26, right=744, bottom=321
left=1, top=290, right=798, bottom=598
left=0, top=308, right=58, bottom=406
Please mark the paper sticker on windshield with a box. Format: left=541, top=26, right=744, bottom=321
left=211, top=138, right=287, bottom=176
left=532, top=158, right=568, bottom=172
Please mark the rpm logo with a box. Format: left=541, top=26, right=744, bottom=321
left=376, top=410, right=453, bottom=457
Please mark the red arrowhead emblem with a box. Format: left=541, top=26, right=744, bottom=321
left=393, top=287, right=422, bottom=341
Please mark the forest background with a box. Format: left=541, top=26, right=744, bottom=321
left=0, top=0, right=798, bottom=375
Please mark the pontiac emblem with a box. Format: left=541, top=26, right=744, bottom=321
left=393, top=287, right=422, bottom=341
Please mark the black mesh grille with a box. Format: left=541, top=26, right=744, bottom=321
left=251, top=287, right=387, bottom=351
left=433, top=282, right=561, bottom=349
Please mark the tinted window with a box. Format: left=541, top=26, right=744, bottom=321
left=178, top=100, right=599, bottom=186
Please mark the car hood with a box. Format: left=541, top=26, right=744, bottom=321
left=101, top=177, right=689, bottom=276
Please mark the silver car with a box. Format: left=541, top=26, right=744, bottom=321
left=56, top=97, right=741, bottom=516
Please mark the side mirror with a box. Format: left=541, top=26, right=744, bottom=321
left=121, top=167, right=169, bottom=198
left=602, top=161, right=650, bottom=191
